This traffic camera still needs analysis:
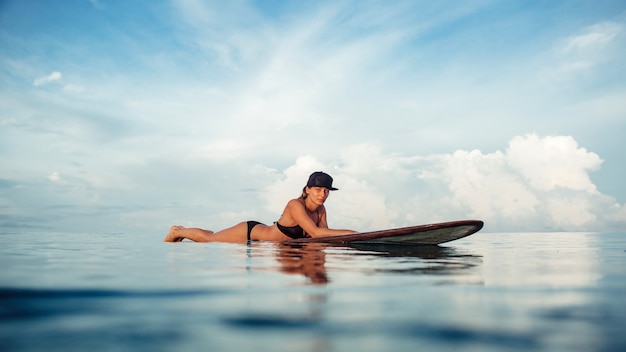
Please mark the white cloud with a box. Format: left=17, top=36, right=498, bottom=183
left=562, top=22, right=622, bottom=53
left=62, top=84, right=85, bottom=94
left=262, top=155, right=329, bottom=214
left=32, top=73, right=83, bottom=93
left=545, top=193, right=597, bottom=229
left=557, top=21, right=623, bottom=72
left=172, top=0, right=270, bottom=71
left=422, top=134, right=621, bottom=231
left=506, top=134, right=602, bottom=192
left=194, top=139, right=254, bottom=160
left=436, top=149, right=540, bottom=224
left=33, top=71, right=62, bottom=87
left=48, top=172, right=60, bottom=182
left=261, top=134, right=625, bottom=232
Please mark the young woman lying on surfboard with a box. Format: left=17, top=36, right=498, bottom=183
left=163, top=171, right=356, bottom=243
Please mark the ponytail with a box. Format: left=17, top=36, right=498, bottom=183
left=298, top=186, right=308, bottom=200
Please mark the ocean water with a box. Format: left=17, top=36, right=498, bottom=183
left=1, top=231, right=625, bottom=352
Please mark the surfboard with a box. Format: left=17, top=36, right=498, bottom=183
left=284, top=220, right=484, bottom=246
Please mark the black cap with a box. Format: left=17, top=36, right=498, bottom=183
left=306, top=171, right=338, bottom=191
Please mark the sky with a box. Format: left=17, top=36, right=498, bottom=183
left=1, top=0, right=626, bottom=235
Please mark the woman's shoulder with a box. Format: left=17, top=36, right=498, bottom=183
left=281, top=199, right=305, bottom=220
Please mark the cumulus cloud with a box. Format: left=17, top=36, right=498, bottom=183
left=263, top=155, right=329, bottom=214
left=262, top=134, right=625, bottom=232
left=506, top=134, right=601, bottom=192
left=33, top=71, right=62, bottom=87
left=428, top=135, right=617, bottom=231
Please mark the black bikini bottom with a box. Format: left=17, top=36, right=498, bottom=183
left=246, top=221, right=264, bottom=241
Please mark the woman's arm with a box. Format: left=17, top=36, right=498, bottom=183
left=285, top=200, right=355, bottom=238
left=317, top=205, right=328, bottom=228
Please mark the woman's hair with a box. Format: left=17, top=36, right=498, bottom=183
left=298, top=186, right=308, bottom=200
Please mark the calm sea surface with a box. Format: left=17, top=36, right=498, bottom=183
left=1, top=231, right=625, bottom=352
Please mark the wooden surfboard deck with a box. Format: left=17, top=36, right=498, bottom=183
left=284, top=220, right=484, bottom=246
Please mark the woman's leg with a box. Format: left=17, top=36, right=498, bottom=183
left=163, top=223, right=248, bottom=243
left=163, top=226, right=213, bottom=242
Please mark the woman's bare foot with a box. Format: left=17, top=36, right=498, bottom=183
left=163, top=225, right=185, bottom=242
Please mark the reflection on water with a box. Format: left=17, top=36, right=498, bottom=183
left=270, top=242, right=483, bottom=285
left=274, top=243, right=330, bottom=284
left=479, top=232, right=601, bottom=288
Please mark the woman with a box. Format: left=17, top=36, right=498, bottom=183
left=163, top=171, right=356, bottom=242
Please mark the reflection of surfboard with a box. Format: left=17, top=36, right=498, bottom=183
left=285, top=220, right=484, bottom=245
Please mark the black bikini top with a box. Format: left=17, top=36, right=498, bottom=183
left=276, top=222, right=309, bottom=239
left=276, top=202, right=320, bottom=239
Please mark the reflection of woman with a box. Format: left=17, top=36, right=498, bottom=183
left=164, top=172, right=356, bottom=243
left=277, top=243, right=329, bottom=284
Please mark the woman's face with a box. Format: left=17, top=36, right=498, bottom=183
left=307, top=187, right=330, bottom=204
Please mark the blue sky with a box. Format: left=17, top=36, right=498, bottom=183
left=1, top=0, right=625, bottom=234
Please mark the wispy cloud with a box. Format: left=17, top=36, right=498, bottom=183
left=48, top=172, right=60, bottom=182
left=88, top=0, right=104, bottom=9
left=562, top=22, right=622, bottom=53
left=33, top=71, right=62, bottom=87
left=557, top=21, right=623, bottom=72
